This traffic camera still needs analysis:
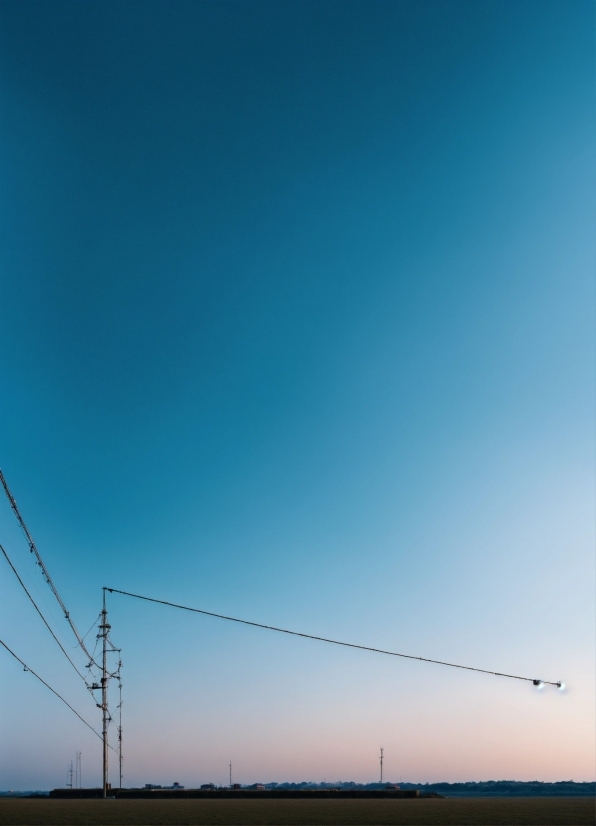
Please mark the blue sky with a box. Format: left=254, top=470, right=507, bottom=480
left=0, top=0, right=594, bottom=789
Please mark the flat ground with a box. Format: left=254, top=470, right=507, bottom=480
left=0, top=798, right=593, bottom=826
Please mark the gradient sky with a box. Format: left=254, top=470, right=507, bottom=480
left=0, top=0, right=594, bottom=790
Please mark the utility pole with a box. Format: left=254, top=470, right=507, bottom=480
left=95, top=589, right=122, bottom=799
left=66, top=761, right=73, bottom=789
left=100, top=588, right=110, bottom=799
left=118, top=664, right=123, bottom=789
left=379, top=748, right=384, bottom=784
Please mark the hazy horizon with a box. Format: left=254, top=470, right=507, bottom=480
left=3, top=779, right=595, bottom=794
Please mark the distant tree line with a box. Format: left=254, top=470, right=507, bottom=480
left=254, top=780, right=594, bottom=797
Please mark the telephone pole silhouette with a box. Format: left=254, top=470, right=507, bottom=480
left=99, top=588, right=122, bottom=797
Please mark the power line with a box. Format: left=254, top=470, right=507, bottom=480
left=0, top=470, right=97, bottom=665
left=0, top=475, right=123, bottom=785
left=0, top=525, right=72, bottom=644
left=0, top=638, right=104, bottom=741
left=105, top=587, right=563, bottom=688
left=0, top=542, right=93, bottom=691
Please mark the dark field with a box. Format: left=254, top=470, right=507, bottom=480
left=0, top=798, right=593, bottom=825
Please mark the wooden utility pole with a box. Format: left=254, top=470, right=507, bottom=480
left=100, top=589, right=110, bottom=798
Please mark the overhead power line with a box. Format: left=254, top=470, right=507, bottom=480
left=105, top=588, right=563, bottom=688
left=0, top=541, right=92, bottom=690
left=0, top=638, right=106, bottom=742
left=0, top=470, right=97, bottom=665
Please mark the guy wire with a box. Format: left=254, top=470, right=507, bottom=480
left=106, top=587, right=562, bottom=688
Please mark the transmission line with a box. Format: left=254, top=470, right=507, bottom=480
left=0, top=542, right=95, bottom=691
left=106, top=587, right=563, bottom=689
left=0, top=638, right=106, bottom=742
left=0, top=470, right=97, bottom=666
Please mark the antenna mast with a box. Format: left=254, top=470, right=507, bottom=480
left=229, top=760, right=232, bottom=789
left=379, top=748, right=384, bottom=784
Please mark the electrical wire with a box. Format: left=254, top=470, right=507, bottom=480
left=0, top=525, right=72, bottom=646
left=0, top=470, right=98, bottom=666
left=0, top=638, right=103, bottom=741
left=0, top=639, right=119, bottom=752
left=106, top=587, right=562, bottom=688
left=0, top=542, right=94, bottom=690
left=82, top=613, right=102, bottom=643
